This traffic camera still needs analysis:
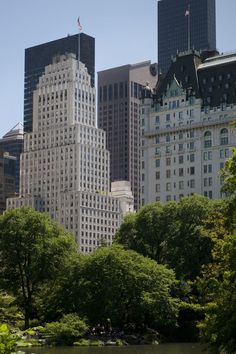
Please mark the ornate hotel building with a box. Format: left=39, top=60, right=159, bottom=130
left=8, top=53, right=133, bottom=252
left=140, top=50, right=236, bottom=205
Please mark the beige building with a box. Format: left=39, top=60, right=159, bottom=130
left=8, top=54, right=133, bottom=252
left=140, top=77, right=236, bottom=205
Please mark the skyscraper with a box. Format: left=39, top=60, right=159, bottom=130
left=98, top=62, right=157, bottom=209
left=0, top=123, right=24, bottom=194
left=24, top=33, right=95, bottom=132
left=8, top=53, right=133, bottom=253
left=158, top=0, right=216, bottom=74
left=0, top=151, right=16, bottom=214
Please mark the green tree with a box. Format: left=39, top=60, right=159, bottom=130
left=73, top=245, right=179, bottom=332
left=116, top=195, right=213, bottom=280
left=163, top=195, right=213, bottom=280
left=44, top=314, right=88, bottom=345
left=221, top=147, right=236, bottom=195
left=0, top=208, right=78, bottom=328
left=115, top=202, right=178, bottom=263
left=198, top=234, right=236, bottom=354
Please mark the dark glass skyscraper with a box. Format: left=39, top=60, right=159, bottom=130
left=24, top=33, right=95, bottom=132
left=158, top=0, right=216, bottom=74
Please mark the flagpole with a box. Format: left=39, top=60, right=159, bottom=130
left=188, top=4, right=190, bottom=51
left=77, top=17, right=83, bottom=69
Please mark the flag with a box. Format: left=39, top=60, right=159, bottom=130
left=185, top=9, right=190, bottom=16
left=77, top=17, right=82, bottom=31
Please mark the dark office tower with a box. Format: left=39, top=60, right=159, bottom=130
left=0, top=123, right=24, bottom=194
left=24, top=33, right=95, bottom=132
left=0, top=151, right=16, bottom=214
left=158, top=0, right=216, bottom=74
left=98, top=62, right=157, bottom=210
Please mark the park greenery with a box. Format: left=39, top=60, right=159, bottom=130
left=0, top=150, right=236, bottom=353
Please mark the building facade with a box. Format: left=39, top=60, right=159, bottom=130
left=98, top=62, right=158, bottom=209
left=8, top=54, right=133, bottom=253
left=158, top=0, right=216, bottom=74
left=140, top=50, right=236, bottom=205
left=24, top=33, right=95, bottom=133
left=0, top=151, right=16, bottom=214
left=0, top=123, right=24, bottom=194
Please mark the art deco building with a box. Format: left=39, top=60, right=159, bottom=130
left=98, top=62, right=158, bottom=210
left=24, top=33, right=95, bottom=132
left=8, top=54, right=133, bottom=253
left=140, top=50, right=236, bottom=205
left=158, top=0, right=216, bottom=74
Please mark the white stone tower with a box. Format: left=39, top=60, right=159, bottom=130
left=8, top=53, right=133, bottom=253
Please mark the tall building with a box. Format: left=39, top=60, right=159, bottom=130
left=98, top=61, right=158, bottom=209
left=8, top=53, right=133, bottom=253
left=0, top=123, right=24, bottom=194
left=140, top=50, right=236, bottom=205
left=158, top=0, right=216, bottom=74
left=0, top=151, right=16, bottom=214
left=24, top=33, right=95, bottom=132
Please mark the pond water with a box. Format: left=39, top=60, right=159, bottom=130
left=23, top=343, right=209, bottom=354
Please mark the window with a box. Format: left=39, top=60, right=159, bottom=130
left=220, top=128, right=228, bottom=145
left=190, top=153, right=195, bottom=162
left=166, top=195, right=171, bottom=201
left=156, top=171, right=160, bottom=179
left=166, top=157, right=171, bottom=166
left=190, top=179, right=195, bottom=188
left=179, top=111, right=183, bottom=119
left=209, top=177, right=213, bottom=186
left=166, top=170, right=171, bottom=178
left=204, top=165, right=207, bottom=173
left=179, top=132, right=183, bottom=140
left=156, top=159, right=160, bottom=168
left=204, top=131, right=212, bottom=148
left=179, top=168, right=184, bottom=177
left=190, top=166, right=195, bottom=175
left=166, top=134, right=170, bottom=142
left=179, top=155, right=184, bottom=164
left=166, top=183, right=171, bottom=191
left=156, top=184, right=160, bottom=192
left=204, top=151, right=212, bottom=160
left=166, top=114, right=170, bottom=122
left=179, top=143, right=183, bottom=151
left=190, top=141, right=194, bottom=150
left=208, top=164, right=212, bottom=173
left=190, top=131, right=194, bottom=138
left=156, top=116, right=160, bottom=124
left=179, top=181, right=184, bottom=190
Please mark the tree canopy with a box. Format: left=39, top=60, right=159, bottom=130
left=115, top=195, right=214, bottom=280
left=0, top=207, right=78, bottom=328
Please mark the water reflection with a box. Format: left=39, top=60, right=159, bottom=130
left=24, top=343, right=208, bottom=354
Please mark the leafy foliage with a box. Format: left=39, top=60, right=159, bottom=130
left=0, top=208, right=78, bottom=328
left=198, top=234, right=236, bottom=354
left=44, top=314, right=88, bottom=345
left=116, top=195, right=213, bottom=280
left=74, top=245, right=179, bottom=332
left=0, top=324, right=18, bottom=354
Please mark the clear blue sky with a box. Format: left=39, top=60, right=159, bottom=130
left=0, top=0, right=235, bottom=137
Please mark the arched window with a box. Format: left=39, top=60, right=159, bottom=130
left=220, top=128, right=228, bottom=145
left=204, top=131, right=212, bottom=148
